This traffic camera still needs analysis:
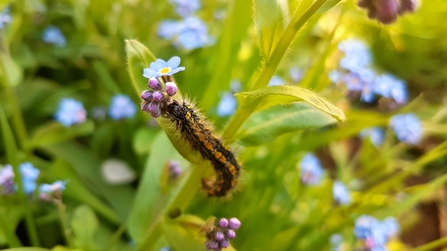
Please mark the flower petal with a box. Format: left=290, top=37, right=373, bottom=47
left=167, top=56, right=181, bottom=68
left=143, top=68, right=159, bottom=78
left=169, top=66, right=186, bottom=75
left=150, top=59, right=167, bottom=70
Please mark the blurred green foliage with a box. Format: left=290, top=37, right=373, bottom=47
left=1, top=0, right=447, bottom=251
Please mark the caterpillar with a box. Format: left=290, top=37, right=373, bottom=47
left=140, top=71, right=241, bottom=197
left=162, top=99, right=241, bottom=197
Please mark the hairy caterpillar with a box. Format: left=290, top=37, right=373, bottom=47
left=162, top=99, right=240, bottom=197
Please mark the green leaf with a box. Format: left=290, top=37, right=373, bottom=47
left=125, top=39, right=156, bottom=96
left=237, top=103, right=337, bottom=146
left=28, top=121, right=95, bottom=149
left=132, top=127, right=159, bottom=155
left=253, top=0, right=286, bottom=58
left=235, top=85, right=346, bottom=121
left=128, top=133, right=176, bottom=242
left=317, top=0, right=342, bottom=13
left=0, top=53, right=23, bottom=87
left=49, top=159, right=120, bottom=224
left=42, top=142, right=135, bottom=222
left=71, top=205, right=99, bottom=251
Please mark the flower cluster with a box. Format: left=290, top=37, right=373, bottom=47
left=1, top=163, right=67, bottom=200
left=354, top=215, right=399, bottom=250
left=204, top=217, right=241, bottom=251
left=39, top=180, right=67, bottom=201
left=330, top=39, right=408, bottom=106
left=357, top=0, right=418, bottom=24
left=157, top=0, right=214, bottom=50
left=55, top=94, right=137, bottom=125
left=55, top=98, right=87, bottom=127
left=108, top=94, right=137, bottom=120
left=141, top=56, right=184, bottom=118
left=332, top=181, right=351, bottom=205
left=0, top=163, right=40, bottom=195
left=298, top=153, right=324, bottom=186
left=389, top=113, right=422, bottom=144
left=42, top=25, right=66, bottom=47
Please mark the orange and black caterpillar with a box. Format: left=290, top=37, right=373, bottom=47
left=162, top=99, right=240, bottom=197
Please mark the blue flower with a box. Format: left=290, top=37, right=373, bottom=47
left=328, top=70, right=343, bottom=84
left=332, top=181, right=351, bottom=205
left=0, top=164, right=14, bottom=194
left=289, top=66, right=303, bottom=83
left=173, top=16, right=214, bottom=50
left=158, top=20, right=183, bottom=39
left=354, top=215, right=380, bottom=239
left=360, top=127, right=385, bottom=146
left=390, top=113, right=422, bottom=144
left=299, top=153, right=324, bottom=186
left=338, top=39, right=372, bottom=72
left=268, top=75, right=285, bottom=86
left=40, top=180, right=67, bottom=194
left=20, top=162, right=40, bottom=194
left=343, top=72, right=376, bottom=103
left=217, top=92, right=237, bottom=117
left=108, top=94, right=137, bottom=120
left=143, top=56, right=185, bottom=79
left=382, top=217, right=399, bottom=238
left=42, top=25, right=66, bottom=47
left=170, top=0, right=201, bottom=17
left=329, top=234, right=343, bottom=251
left=0, top=6, right=12, bottom=29
left=55, top=98, right=87, bottom=127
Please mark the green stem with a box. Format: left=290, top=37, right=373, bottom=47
left=104, top=222, right=127, bottom=251
left=56, top=200, right=75, bottom=248
left=222, top=0, right=328, bottom=142
left=138, top=165, right=206, bottom=251
left=409, top=236, right=447, bottom=251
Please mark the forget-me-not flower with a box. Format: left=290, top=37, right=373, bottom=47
left=158, top=20, right=184, bottom=40
left=0, top=6, right=12, bottom=29
left=389, top=113, right=422, bottom=144
left=0, top=164, right=14, bottom=194
left=217, top=92, right=237, bottom=117
left=39, top=180, right=67, bottom=200
left=354, top=214, right=400, bottom=251
left=332, top=181, right=351, bottom=205
left=143, top=56, right=185, bottom=79
left=42, top=26, right=66, bottom=47
left=170, top=0, right=201, bottom=17
left=268, top=75, right=285, bottom=86
left=299, top=153, right=324, bottom=186
left=174, top=16, right=214, bottom=50
left=20, top=162, right=40, bottom=194
left=338, top=39, right=372, bottom=72
left=360, top=127, right=385, bottom=147
left=373, top=73, right=408, bottom=104
left=55, top=98, right=87, bottom=126
left=108, top=94, right=137, bottom=120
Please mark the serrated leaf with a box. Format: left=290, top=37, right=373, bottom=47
left=125, top=39, right=156, bottom=96
left=253, top=0, right=286, bottom=58
left=28, top=121, right=95, bottom=148
left=235, top=85, right=346, bottom=121
left=237, top=104, right=337, bottom=146
left=70, top=205, right=99, bottom=251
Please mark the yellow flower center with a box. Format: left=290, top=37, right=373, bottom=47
left=160, top=67, right=171, bottom=74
